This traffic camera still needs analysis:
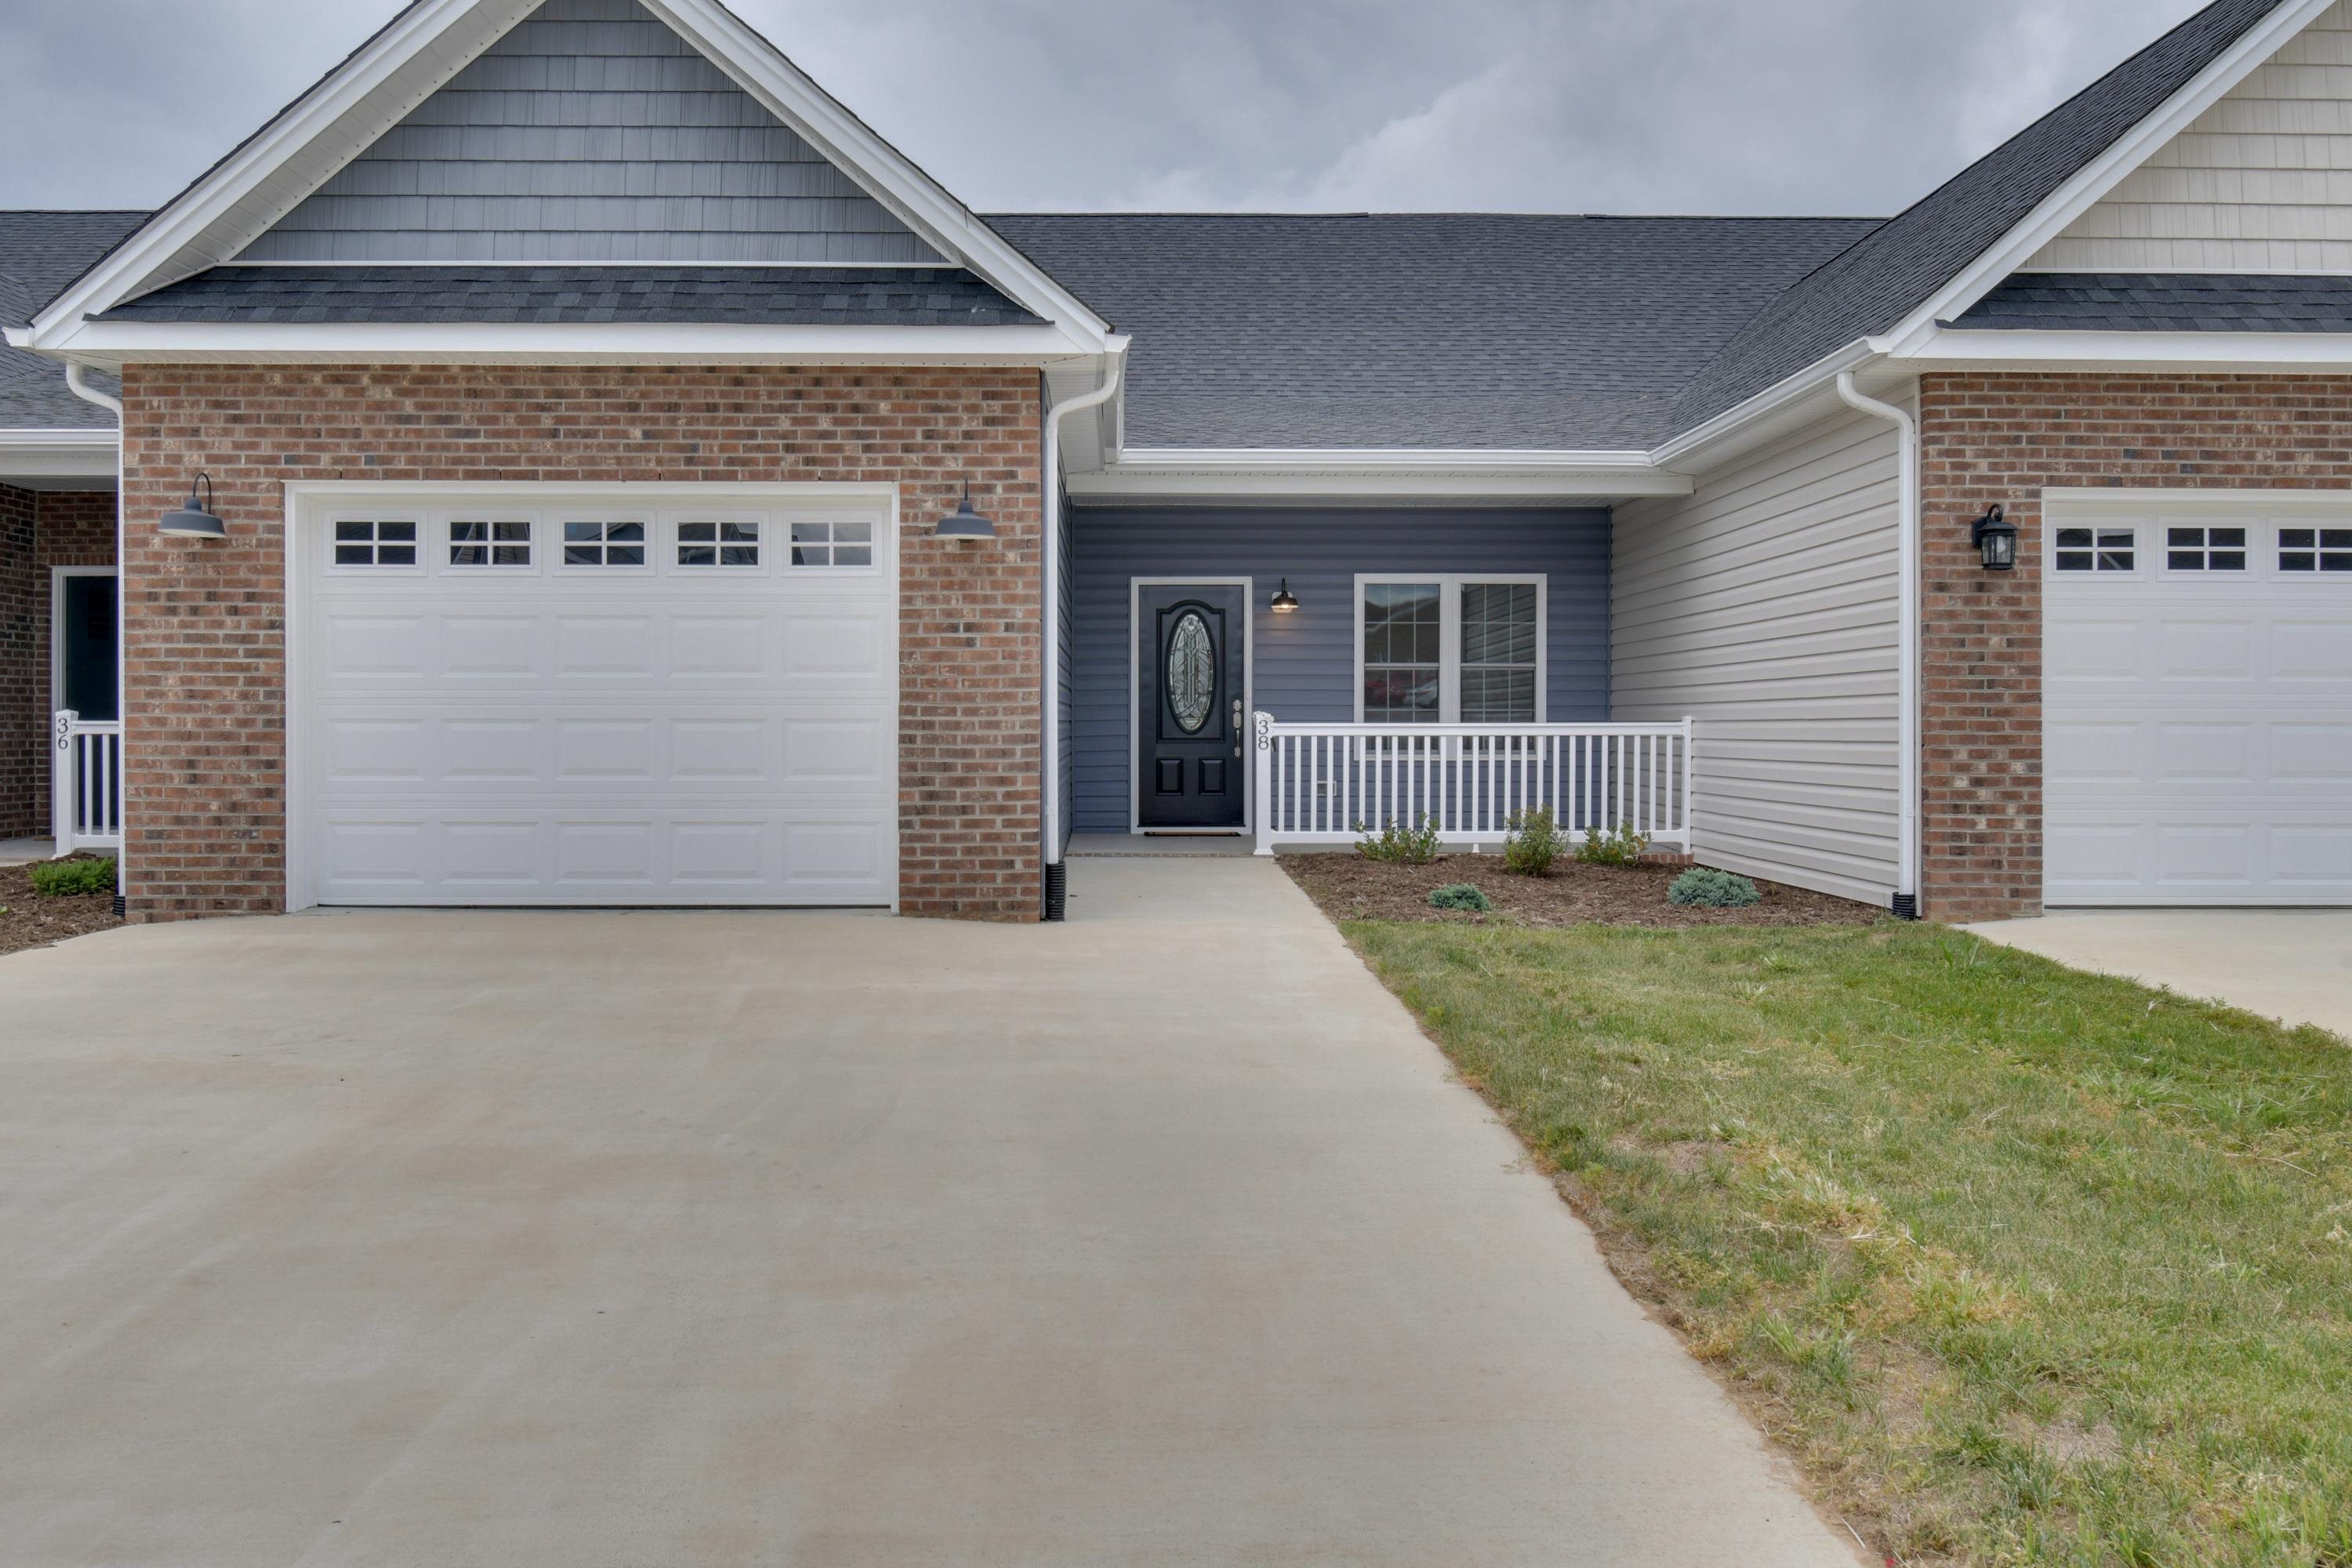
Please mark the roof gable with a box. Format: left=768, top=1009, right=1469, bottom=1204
left=238, top=0, right=945, bottom=265
left=1668, top=0, right=2310, bottom=434
left=27, top=0, right=1112, bottom=352
left=2026, top=0, right=2352, bottom=272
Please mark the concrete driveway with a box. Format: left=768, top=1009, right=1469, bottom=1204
left=0, top=858, right=1853, bottom=1567
left=1961, top=909, right=2352, bottom=1039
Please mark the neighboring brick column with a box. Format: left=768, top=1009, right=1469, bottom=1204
left=0, top=484, right=37, bottom=836
left=119, top=365, right=1044, bottom=923
left=1916, top=372, right=2352, bottom=922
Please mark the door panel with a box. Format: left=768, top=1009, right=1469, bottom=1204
left=1137, top=585, right=1245, bottom=829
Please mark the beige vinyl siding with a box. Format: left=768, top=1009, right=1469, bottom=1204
left=1613, top=404, right=1901, bottom=906
left=2027, top=0, right=2352, bottom=271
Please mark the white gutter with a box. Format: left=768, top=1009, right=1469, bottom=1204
left=1041, top=354, right=1125, bottom=888
left=62, top=361, right=127, bottom=911
left=1832, top=372, right=1921, bottom=919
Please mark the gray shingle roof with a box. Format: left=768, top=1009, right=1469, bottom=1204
left=100, top=265, right=1043, bottom=326
left=1668, top=0, right=2294, bottom=430
left=1953, top=272, right=2352, bottom=332
left=0, top=210, right=144, bottom=430
left=987, top=213, right=1879, bottom=449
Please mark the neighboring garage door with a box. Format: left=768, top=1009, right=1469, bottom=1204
left=290, top=485, right=898, bottom=908
left=2044, top=494, right=2352, bottom=905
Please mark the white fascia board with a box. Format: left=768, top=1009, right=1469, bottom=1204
left=574, top=0, right=1117, bottom=348
left=26, top=0, right=528, bottom=343
left=40, top=320, right=1102, bottom=366
left=0, top=430, right=120, bottom=481
left=1879, top=0, right=2338, bottom=356
left=1071, top=448, right=1693, bottom=504
left=1896, top=327, right=2352, bottom=369
left=1647, top=338, right=1884, bottom=468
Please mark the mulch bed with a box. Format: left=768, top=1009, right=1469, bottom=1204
left=0, top=858, right=123, bottom=958
left=1280, top=851, right=1882, bottom=928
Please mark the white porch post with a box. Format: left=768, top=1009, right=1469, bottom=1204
left=1252, top=711, right=1275, bottom=855
left=50, top=710, right=77, bottom=853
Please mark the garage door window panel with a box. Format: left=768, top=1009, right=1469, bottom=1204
left=2165, top=527, right=2245, bottom=572
left=332, top=520, right=419, bottom=570
left=678, top=520, right=762, bottom=569
left=562, top=521, right=648, bottom=569
left=2280, top=528, right=2352, bottom=573
left=789, top=520, right=874, bottom=569
left=450, top=519, right=533, bottom=569
left=2055, top=527, right=2135, bottom=572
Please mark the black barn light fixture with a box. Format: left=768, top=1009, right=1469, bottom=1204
left=1270, top=578, right=1300, bottom=613
left=160, top=472, right=226, bottom=539
left=1972, top=503, right=2017, bottom=571
left=935, top=482, right=996, bottom=539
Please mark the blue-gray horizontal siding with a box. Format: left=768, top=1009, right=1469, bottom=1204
left=1069, top=508, right=1610, bottom=833
left=238, top=0, right=942, bottom=265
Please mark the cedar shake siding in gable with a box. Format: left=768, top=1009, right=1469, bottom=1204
left=1915, top=370, right=2352, bottom=923
left=117, top=364, right=1044, bottom=923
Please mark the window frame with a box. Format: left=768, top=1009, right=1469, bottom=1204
left=554, top=514, right=655, bottom=573
left=322, top=515, right=424, bottom=575
left=671, top=512, right=769, bottom=572
left=444, top=514, right=538, bottom=572
left=782, top=514, right=881, bottom=572
left=2052, top=524, right=2138, bottom=575
left=2278, top=524, right=2352, bottom=575
left=2160, top=523, right=2248, bottom=574
left=1352, top=573, right=1547, bottom=724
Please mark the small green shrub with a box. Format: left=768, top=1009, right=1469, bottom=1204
left=1575, top=820, right=1652, bottom=867
left=1669, top=866, right=1761, bottom=908
left=1428, top=882, right=1494, bottom=913
left=1502, top=807, right=1566, bottom=877
left=30, top=856, right=115, bottom=898
left=1356, top=815, right=1442, bottom=866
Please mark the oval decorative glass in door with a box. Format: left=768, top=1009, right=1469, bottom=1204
left=1165, top=611, right=1216, bottom=733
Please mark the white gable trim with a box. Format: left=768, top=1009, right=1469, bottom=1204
left=1896, top=325, right=2352, bottom=368
left=27, top=0, right=1112, bottom=354
left=1880, top=0, right=2338, bottom=355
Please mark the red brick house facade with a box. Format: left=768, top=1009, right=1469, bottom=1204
left=118, top=365, right=1046, bottom=921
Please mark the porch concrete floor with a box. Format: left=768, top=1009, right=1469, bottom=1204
left=0, top=837, right=57, bottom=866
left=0, top=857, right=1855, bottom=1566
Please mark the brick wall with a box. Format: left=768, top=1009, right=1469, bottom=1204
left=0, top=485, right=34, bottom=836
left=119, top=365, right=1044, bottom=922
left=1917, top=372, right=2352, bottom=921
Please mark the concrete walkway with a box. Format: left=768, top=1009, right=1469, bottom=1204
left=0, top=858, right=1854, bottom=1566
left=1961, top=909, right=2352, bottom=1040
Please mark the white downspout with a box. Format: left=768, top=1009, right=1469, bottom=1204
left=1834, top=372, right=1921, bottom=919
left=1040, top=356, right=1123, bottom=902
left=63, top=362, right=126, bottom=908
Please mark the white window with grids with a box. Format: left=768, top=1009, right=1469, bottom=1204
left=677, top=519, right=761, bottom=568
left=2163, top=524, right=2246, bottom=572
left=331, top=519, right=419, bottom=568
left=787, top=518, right=875, bottom=568
left=2280, top=525, right=2352, bottom=574
left=561, top=519, right=648, bottom=568
left=1355, top=575, right=1546, bottom=724
left=2053, top=525, right=2136, bottom=572
left=448, top=518, right=533, bottom=568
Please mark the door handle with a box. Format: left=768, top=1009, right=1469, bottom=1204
left=1232, top=697, right=1243, bottom=758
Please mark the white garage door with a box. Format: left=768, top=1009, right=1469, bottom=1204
left=2045, top=495, right=2352, bottom=905
left=291, top=485, right=897, bottom=908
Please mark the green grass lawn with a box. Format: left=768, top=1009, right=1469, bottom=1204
left=1346, top=920, right=2352, bottom=1567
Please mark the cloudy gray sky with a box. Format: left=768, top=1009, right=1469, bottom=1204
left=1, top=0, right=2204, bottom=216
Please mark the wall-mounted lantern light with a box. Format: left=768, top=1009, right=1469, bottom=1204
left=934, top=483, right=996, bottom=539
left=1270, top=578, right=1300, bottom=613
left=1972, top=503, right=2017, bottom=571
left=160, top=473, right=226, bottom=539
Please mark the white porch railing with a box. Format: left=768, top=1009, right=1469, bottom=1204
left=51, top=710, right=123, bottom=854
left=1251, top=714, right=1694, bottom=855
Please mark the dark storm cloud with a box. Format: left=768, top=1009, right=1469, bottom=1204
left=0, top=0, right=2205, bottom=215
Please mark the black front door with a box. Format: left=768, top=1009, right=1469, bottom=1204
left=1137, top=584, right=1245, bottom=829
left=59, top=573, right=118, bottom=721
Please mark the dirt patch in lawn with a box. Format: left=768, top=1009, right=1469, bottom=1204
left=0, top=858, right=122, bottom=958
left=1280, top=852, right=1882, bottom=927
